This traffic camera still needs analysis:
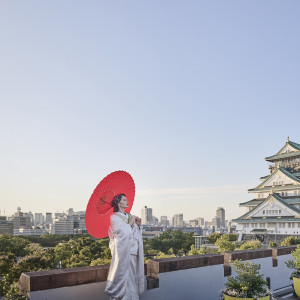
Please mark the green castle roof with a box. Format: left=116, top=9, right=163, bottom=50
left=265, top=140, right=300, bottom=161
left=249, top=167, right=300, bottom=192
left=239, top=199, right=263, bottom=206
left=240, top=197, right=300, bottom=207
left=235, top=193, right=300, bottom=222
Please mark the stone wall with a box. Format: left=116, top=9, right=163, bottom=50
left=242, top=233, right=300, bottom=244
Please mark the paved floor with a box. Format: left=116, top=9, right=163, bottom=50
left=276, top=293, right=298, bottom=299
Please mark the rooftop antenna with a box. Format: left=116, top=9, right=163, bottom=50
left=287, top=136, right=290, bottom=142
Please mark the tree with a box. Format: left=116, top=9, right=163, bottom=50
left=215, top=235, right=235, bottom=252
left=90, top=258, right=111, bottom=266
left=0, top=235, right=30, bottom=257
left=0, top=253, right=15, bottom=276
left=207, top=232, right=222, bottom=244
left=149, top=230, right=194, bottom=256
left=226, top=233, right=238, bottom=242
left=189, top=244, right=201, bottom=255
left=281, top=236, right=300, bottom=246
left=268, top=241, right=277, bottom=248
left=239, top=240, right=262, bottom=250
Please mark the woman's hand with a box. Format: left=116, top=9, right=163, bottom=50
left=135, top=217, right=141, bottom=228
left=129, top=215, right=136, bottom=226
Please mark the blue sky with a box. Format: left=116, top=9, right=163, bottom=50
left=1, top=1, right=300, bottom=222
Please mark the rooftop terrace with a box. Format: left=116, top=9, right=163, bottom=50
left=18, top=246, right=298, bottom=300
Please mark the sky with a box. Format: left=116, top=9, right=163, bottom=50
left=1, top=1, right=300, bottom=222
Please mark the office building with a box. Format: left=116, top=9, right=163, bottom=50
left=216, top=207, right=225, bottom=229
left=173, top=214, right=184, bottom=227
left=141, top=206, right=152, bottom=225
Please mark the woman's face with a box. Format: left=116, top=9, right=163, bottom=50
left=118, top=196, right=128, bottom=210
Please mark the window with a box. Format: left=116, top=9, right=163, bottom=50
left=288, top=223, right=292, bottom=228
left=279, top=210, right=281, bottom=214
left=279, top=223, right=285, bottom=228
left=251, top=223, right=254, bottom=228
left=258, top=194, right=261, bottom=199
left=260, top=223, right=265, bottom=228
left=263, top=210, right=265, bottom=214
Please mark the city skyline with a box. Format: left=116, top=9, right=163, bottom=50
left=0, top=203, right=227, bottom=225
left=1, top=2, right=300, bottom=223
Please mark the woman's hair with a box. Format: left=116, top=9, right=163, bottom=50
left=111, top=194, right=126, bottom=212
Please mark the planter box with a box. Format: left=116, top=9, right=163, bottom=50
left=293, top=277, right=300, bottom=298
left=224, top=295, right=270, bottom=300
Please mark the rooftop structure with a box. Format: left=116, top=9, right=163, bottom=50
left=18, top=246, right=296, bottom=300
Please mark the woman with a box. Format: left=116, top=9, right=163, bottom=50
left=105, top=194, right=144, bottom=300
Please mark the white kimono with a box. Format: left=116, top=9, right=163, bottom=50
left=105, top=212, right=144, bottom=300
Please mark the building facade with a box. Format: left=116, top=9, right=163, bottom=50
left=141, top=206, right=153, bottom=225
left=0, top=218, right=13, bottom=234
left=216, top=207, right=225, bottom=229
left=173, top=214, right=183, bottom=227
left=233, top=138, right=300, bottom=239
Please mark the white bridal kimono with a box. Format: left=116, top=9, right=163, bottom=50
left=105, top=212, right=144, bottom=300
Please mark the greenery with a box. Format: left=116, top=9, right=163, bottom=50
left=148, top=230, right=194, bottom=256
left=268, top=241, right=277, bottom=248
left=0, top=231, right=271, bottom=299
left=208, top=232, right=222, bottom=244
left=0, top=230, right=195, bottom=298
left=238, top=240, right=262, bottom=250
left=286, top=244, right=300, bottom=279
left=220, top=260, right=273, bottom=300
left=215, top=235, right=236, bottom=253
left=281, top=236, right=300, bottom=246
left=0, top=234, right=111, bottom=298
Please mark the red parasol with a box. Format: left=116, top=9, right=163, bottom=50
left=85, top=170, right=135, bottom=238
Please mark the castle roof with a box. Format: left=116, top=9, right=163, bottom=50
left=249, top=167, right=300, bottom=192
left=265, top=139, right=300, bottom=162
left=233, top=193, right=300, bottom=223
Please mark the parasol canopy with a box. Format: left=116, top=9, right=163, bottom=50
left=85, top=170, right=135, bottom=238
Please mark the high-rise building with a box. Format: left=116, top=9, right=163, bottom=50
left=216, top=207, right=225, bottom=228
left=25, top=212, right=34, bottom=226
left=196, top=217, right=205, bottom=226
left=73, top=211, right=87, bottom=234
left=10, top=208, right=31, bottom=229
left=46, top=213, right=53, bottom=225
left=160, top=216, right=169, bottom=227
left=141, top=206, right=152, bottom=225
left=34, top=213, right=44, bottom=227
left=189, top=219, right=198, bottom=227
left=151, top=216, right=158, bottom=226
left=173, top=214, right=183, bottom=227
left=211, top=216, right=221, bottom=230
